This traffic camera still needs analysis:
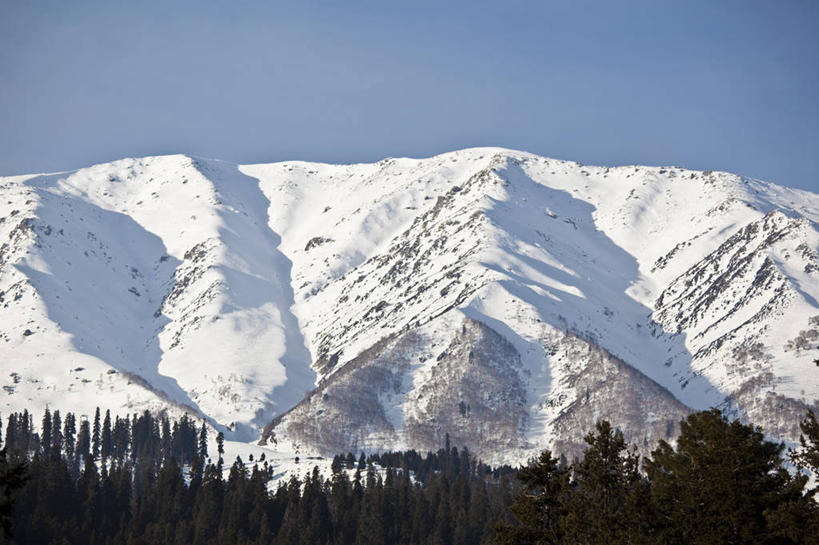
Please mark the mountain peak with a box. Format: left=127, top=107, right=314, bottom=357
left=1, top=150, right=817, bottom=461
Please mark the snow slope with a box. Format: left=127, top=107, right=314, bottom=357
left=1, top=148, right=817, bottom=463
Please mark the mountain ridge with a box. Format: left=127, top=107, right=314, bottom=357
left=1, top=147, right=817, bottom=462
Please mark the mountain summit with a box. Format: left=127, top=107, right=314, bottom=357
left=2, top=148, right=817, bottom=462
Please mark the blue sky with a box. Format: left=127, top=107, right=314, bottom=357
left=1, top=1, right=817, bottom=191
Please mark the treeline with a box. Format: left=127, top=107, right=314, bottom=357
left=497, top=408, right=819, bottom=545
left=0, top=407, right=818, bottom=544
left=0, top=408, right=516, bottom=544
left=3, top=408, right=208, bottom=467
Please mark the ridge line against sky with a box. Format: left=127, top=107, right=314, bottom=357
left=1, top=0, right=817, bottom=192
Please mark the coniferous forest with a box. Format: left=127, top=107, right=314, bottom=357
left=0, top=407, right=817, bottom=544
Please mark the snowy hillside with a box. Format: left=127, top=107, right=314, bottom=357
left=1, top=148, right=817, bottom=463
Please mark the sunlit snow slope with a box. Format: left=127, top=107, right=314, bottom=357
left=1, top=148, right=817, bottom=461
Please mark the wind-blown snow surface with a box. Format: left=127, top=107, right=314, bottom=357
left=1, top=148, right=818, bottom=463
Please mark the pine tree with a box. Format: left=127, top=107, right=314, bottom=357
left=4, top=414, right=15, bottom=452
left=768, top=410, right=819, bottom=544
left=1, top=406, right=810, bottom=545
left=76, top=419, right=91, bottom=461
left=63, top=413, right=76, bottom=460
left=41, top=407, right=52, bottom=454
left=355, top=482, right=386, bottom=545
left=198, top=421, right=208, bottom=461
left=331, top=454, right=344, bottom=474
left=304, top=466, right=333, bottom=544
left=160, top=415, right=171, bottom=461
left=51, top=410, right=63, bottom=457
left=562, top=421, right=652, bottom=545
left=21, top=410, right=36, bottom=452
left=330, top=466, right=356, bottom=544
left=432, top=476, right=454, bottom=545
left=112, top=415, right=130, bottom=460
left=495, top=450, right=569, bottom=545
left=216, top=431, right=224, bottom=469
left=92, top=407, right=101, bottom=459
left=792, top=409, right=819, bottom=479
left=645, top=409, right=804, bottom=545
left=0, top=447, right=27, bottom=540
left=101, top=409, right=113, bottom=459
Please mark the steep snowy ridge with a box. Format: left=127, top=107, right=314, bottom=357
left=0, top=156, right=317, bottom=440
left=1, top=148, right=817, bottom=463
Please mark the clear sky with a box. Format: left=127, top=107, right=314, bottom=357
left=1, top=1, right=817, bottom=191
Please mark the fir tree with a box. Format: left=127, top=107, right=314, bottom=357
left=495, top=450, right=569, bottom=545
left=63, top=412, right=76, bottom=460
left=101, top=409, right=113, bottom=459
left=40, top=407, right=52, bottom=455
left=0, top=406, right=814, bottom=545
left=76, top=418, right=91, bottom=461
left=792, top=409, right=819, bottom=480
left=561, top=420, right=652, bottom=545
left=51, top=409, right=63, bottom=457
left=92, top=407, right=101, bottom=460
left=0, top=447, right=27, bottom=540
left=198, top=421, right=208, bottom=461
left=216, top=431, right=224, bottom=468
left=645, top=409, right=804, bottom=545
left=3, top=414, right=15, bottom=452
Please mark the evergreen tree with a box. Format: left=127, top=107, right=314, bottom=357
left=92, top=407, right=101, bottom=459
left=4, top=414, right=15, bottom=452
left=769, top=410, right=819, bottom=545
left=331, top=454, right=344, bottom=474
left=432, top=477, right=453, bottom=545
left=645, top=409, right=805, bottom=545
left=100, top=409, right=112, bottom=460
left=51, top=409, right=63, bottom=457
left=0, top=447, right=27, bottom=540
left=792, top=409, right=819, bottom=480
left=40, top=407, right=52, bottom=455
left=216, top=432, right=224, bottom=468
left=112, top=415, right=130, bottom=460
left=561, top=421, right=652, bottom=545
left=0, top=405, right=812, bottom=545
left=21, top=410, right=36, bottom=453
left=495, top=450, right=569, bottom=545
left=76, top=418, right=91, bottom=461
left=198, top=421, right=208, bottom=461
left=63, top=412, right=76, bottom=460
left=160, top=415, right=172, bottom=461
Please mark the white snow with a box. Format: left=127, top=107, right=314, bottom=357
left=1, top=147, right=818, bottom=462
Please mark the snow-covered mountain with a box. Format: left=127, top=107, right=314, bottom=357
left=1, top=148, right=817, bottom=463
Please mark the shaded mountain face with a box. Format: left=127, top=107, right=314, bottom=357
left=1, top=148, right=817, bottom=462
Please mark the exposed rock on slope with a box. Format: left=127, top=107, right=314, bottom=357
left=1, top=148, right=817, bottom=462
left=263, top=317, right=530, bottom=462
